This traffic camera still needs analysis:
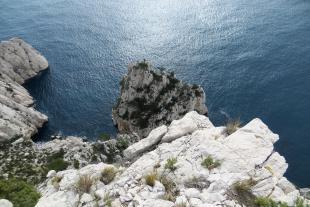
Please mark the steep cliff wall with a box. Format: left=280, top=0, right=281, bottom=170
left=0, top=38, right=48, bottom=142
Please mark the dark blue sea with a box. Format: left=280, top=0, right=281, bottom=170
left=0, top=0, right=309, bottom=187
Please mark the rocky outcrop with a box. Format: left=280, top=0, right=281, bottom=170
left=37, top=112, right=309, bottom=207
left=0, top=38, right=48, bottom=142
left=112, top=62, right=208, bottom=138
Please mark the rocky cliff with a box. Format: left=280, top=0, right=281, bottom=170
left=0, top=39, right=309, bottom=207
left=0, top=38, right=48, bottom=142
left=112, top=62, right=208, bottom=138
left=36, top=112, right=309, bottom=207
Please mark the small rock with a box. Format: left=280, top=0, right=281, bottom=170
left=47, top=170, right=57, bottom=178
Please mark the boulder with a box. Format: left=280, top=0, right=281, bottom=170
left=123, top=125, right=168, bottom=159
left=0, top=199, right=13, bottom=207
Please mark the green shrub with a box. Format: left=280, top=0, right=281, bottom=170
left=0, top=178, right=41, bottom=207
left=233, top=178, right=257, bottom=194
left=103, top=193, right=113, bottom=207
left=77, top=175, right=93, bottom=193
left=296, top=197, right=310, bottom=207
left=101, top=167, right=117, bottom=184
left=98, top=133, right=110, bottom=142
left=144, top=171, right=158, bottom=187
left=164, top=157, right=178, bottom=172
left=232, top=178, right=257, bottom=206
left=45, top=148, right=69, bottom=172
left=73, top=159, right=80, bottom=169
left=116, top=138, right=129, bottom=150
left=134, top=61, right=148, bottom=70
left=201, top=155, right=221, bottom=170
left=46, top=158, right=69, bottom=172
left=226, top=118, right=241, bottom=135
left=255, top=197, right=289, bottom=207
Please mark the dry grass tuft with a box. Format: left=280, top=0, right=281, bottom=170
left=160, top=174, right=179, bottom=202
left=226, top=118, right=241, bottom=135
left=77, top=174, right=94, bottom=193
left=101, top=166, right=118, bottom=184
left=144, top=171, right=158, bottom=187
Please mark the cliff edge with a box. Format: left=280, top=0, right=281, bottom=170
left=0, top=38, right=48, bottom=142
left=36, top=111, right=309, bottom=207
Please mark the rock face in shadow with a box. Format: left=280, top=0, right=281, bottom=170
left=112, top=62, right=208, bottom=138
left=0, top=38, right=48, bottom=142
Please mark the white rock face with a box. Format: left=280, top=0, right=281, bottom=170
left=0, top=199, right=13, bottom=207
left=37, top=112, right=308, bottom=207
left=0, top=38, right=48, bottom=142
left=112, top=62, right=208, bottom=138
left=123, top=125, right=168, bottom=159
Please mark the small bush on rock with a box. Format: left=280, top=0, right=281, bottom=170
left=98, top=133, right=110, bottom=141
left=0, top=178, right=41, bottom=207
left=226, top=118, right=241, bottom=135
left=296, top=197, right=310, bottom=207
left=103, top=193, right=113, bottom=207
left=45, top=148, right=69, bottom=172
left=101, top=166, right=117, bottom=184
left=116, top=138, right=129, bottom=151
left=164, top=157, right=178, bottom=172
left=233, top=178, right=257, bottom=194
left=232, top=178, right=257, bottom=206
left=255, top=197, right=289, bottom=207
left=46, top=158, right=69, bottom=172
left=144, top=171, right=158, bottom=187
left=160, top=174, right=179, bottom=202
left=134, top=61, right=148, bottom=70
left=201, top=155, right=221, bottom=170
left=77, top=175, right=93, bottom=193
left=73, top=159, right=79, bottom=169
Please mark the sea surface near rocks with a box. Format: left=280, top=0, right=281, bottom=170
left=0, top=0, right=309, bottom=186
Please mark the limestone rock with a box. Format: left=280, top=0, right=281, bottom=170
left=37, top=112, right=308, bottom=207
left=112, top=62, right=208, bottom=138
left=300, top=188, right=310, bottom=199
left=123, top=125, right=167, bottom=159
left=0, top=38, right=48, bottom=142
left=161, top=111, right=213, bottom=143
left=0, top=199, right=13, bottom=207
